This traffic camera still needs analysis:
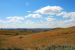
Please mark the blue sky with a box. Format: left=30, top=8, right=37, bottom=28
left=0, top=0, right=75, bottom=28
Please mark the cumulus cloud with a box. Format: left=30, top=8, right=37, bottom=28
left=6, top=16, right=24, bottom=22
left=63, top=12, right=75, bottom=20
left=58, top=12, right=75, bottom=17
left=47, top=17, right=55, bottom=22
left=0, top=16, right=25, bottom=23
left=0, top=6, right=75, bottom=28
left=25, top=13, right=42, bottom=18
left=35, top=6, right=63, bottom=15
left=57, top=12, right=75, bottom=21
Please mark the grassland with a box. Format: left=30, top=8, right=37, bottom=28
left=0, top=26, right=75, bottom=50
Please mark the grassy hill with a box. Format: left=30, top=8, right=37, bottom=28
left=0, top=28, right=51, bottom=35
left=0, top=26, right=75, bottom=50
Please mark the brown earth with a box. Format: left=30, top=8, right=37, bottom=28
left=0, top=26, right=75, bottom=49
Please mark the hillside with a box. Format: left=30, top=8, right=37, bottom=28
left=0, top=26, right=75, bottom=50
left=0, top=28, right=51, bottom=35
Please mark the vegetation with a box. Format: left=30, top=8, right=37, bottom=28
left=0, top=28, right=51, bottom=35
left=0, top=45, right=75, bottom=50
left=0, top=26, right=75, bottom=50
left=34, top=45, right=75, bottom=50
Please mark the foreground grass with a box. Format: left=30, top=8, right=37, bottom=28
left=0, top=45, right=75, bottom=50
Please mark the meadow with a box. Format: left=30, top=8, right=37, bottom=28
left=0, top=26, right=75, bottom=50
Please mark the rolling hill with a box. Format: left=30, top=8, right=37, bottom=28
left=0, top=26, right=75, bottom=50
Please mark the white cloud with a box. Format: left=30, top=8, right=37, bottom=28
left=58, top=12, right=75, bottom=18
left=6, top=16, right=24, bottom=22
left=56, top=20, right=75, bottom=28
left=25, top=20, right=34, bottom=24
left=0, top=6, right=75, bottom=28
left=57, top=12, right=75, bottom=21
left=35, top=6, right=63, bottom=15
left=0, top=20, right=3, bottom=22
left=47, top=17, right=55, bottom=22
left=25, top=13, right=41, bottom=18
left=31, top=14, right=41, bottom=18
left=63, top=12, right=75, bottom=20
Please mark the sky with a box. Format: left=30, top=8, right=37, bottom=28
left=0, top=0, right=75, bottom=28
